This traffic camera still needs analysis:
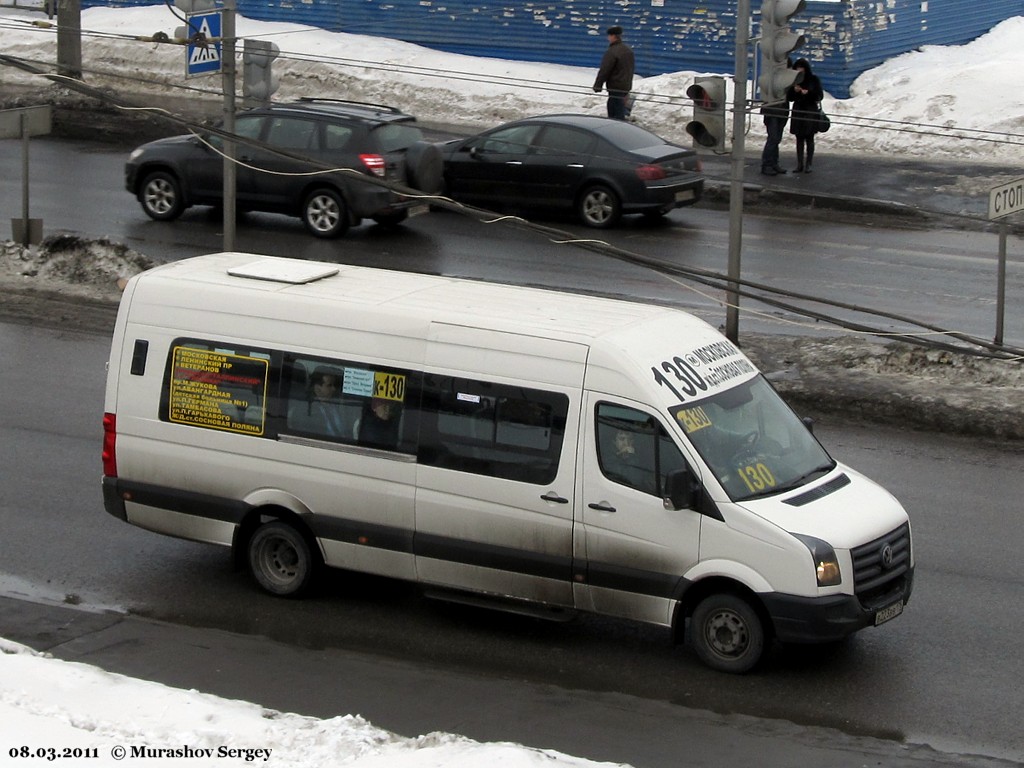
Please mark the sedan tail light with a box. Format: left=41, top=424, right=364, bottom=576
left=635, top=164, right=667, bottom=181
left=359, top=154, right=387, bottom=178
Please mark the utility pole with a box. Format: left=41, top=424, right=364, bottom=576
left=56, top=0, right=82, bottom=79
left=221, top=0, right=236, bottom=252
left=725, top=0, right=751, bottom=343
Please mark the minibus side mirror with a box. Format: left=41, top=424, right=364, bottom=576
left=663, top=467, right=700, bottom=511
left=802, top=416, right=815, bottom=434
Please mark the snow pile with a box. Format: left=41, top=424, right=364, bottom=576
left=0, top=235, right=154, bottom=297
left=1, top=638, right=627, bottom=768
left=1, top=8, right=1023, bottom=162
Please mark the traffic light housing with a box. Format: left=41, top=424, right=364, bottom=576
left=173, top=0, right=217, bottom=12
left=243, top=39, right=280, bottom=106
left=758, top=0, right=806, bottom=104
left=685, top=76, right=727, bottom=150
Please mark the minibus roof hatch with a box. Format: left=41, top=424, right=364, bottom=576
left=226, top=259, right=340, bottom=285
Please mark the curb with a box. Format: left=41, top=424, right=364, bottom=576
left=703, top=180, right=930, bottom=219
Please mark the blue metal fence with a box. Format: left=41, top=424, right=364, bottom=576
left=82, top=0, right=1024, bottom=97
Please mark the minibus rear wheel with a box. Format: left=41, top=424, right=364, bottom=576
left=690, top=593, right=765, bottom=674
left=248, top=520, right=316, bottom=597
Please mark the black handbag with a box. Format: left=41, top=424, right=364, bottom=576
left=817, top=103, right=831, bottom=133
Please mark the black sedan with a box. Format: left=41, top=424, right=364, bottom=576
left=438, top=114, right=704, bottom=228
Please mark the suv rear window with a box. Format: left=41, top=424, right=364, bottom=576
left=372, top=123, right=425, bottom=152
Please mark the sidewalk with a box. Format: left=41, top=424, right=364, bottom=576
left=2, top=594, right=1017, bottom=768
left=697, top=151, right=1023, bottom=230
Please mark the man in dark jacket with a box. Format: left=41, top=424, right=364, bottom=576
left=593, top=25, right=635, bottom=120
left=760, top=99, right=789, bottom=176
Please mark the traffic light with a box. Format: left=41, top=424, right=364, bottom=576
left=243, top=39, right=280, bottom=106
left=685, top=76, right=727, bottom=150
left=758, top=0, right=806, bottom=104
left=173, top=0, right=217, bottom=12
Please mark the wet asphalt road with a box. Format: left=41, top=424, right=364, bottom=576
left=1, top=320, right=1023, bottom=765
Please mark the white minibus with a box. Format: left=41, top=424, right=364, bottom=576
left=102, top=252, right=913, bottom=672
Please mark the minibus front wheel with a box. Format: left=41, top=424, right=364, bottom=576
left=690, top=593, right=766, bottom=674
left=248, top=520, right=317, bottom=597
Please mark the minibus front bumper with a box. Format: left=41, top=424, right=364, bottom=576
left=761, top=568, right=915, bottom=643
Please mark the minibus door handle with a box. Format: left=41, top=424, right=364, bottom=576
left=588, top=501, right=616, bottom=513
left=541, top=491, right=569, bottom=504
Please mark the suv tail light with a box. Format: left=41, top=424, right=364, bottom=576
left=102, top=412, right=117, bottom=477
left=359, top=154, right=387, bottom=178
left=635, top=164, right=667, bottom=181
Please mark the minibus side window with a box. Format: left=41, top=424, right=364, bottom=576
left=280, top=354, right=418, bottom=455
left=596, top=403, right=687, bottom=496
left=418, top=375, right=568, bottom=484
left=159, top=338, right=274, bottom=437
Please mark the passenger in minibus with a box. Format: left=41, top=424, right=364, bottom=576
left=358, top=397, right=402, bottom=447
left=289, top=367, right=349, bottom=438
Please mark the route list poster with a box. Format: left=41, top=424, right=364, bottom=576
left=168, top=347, right=269, bottom=435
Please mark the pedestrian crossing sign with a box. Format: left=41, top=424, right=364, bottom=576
left=186, top=10, right=222, bottom=77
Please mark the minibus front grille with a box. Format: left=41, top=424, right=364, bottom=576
left=851, top=523, right=911, bottom=604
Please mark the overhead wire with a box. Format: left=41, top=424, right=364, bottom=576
left=0, top=51, right=1021, bottom=361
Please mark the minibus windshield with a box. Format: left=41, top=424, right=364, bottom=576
left=669, top=374, right=835, bottom=501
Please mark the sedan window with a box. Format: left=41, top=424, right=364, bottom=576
left=598, top=120, right=671, bottom=152
left=534, top=126, right=594, bottom=156
left=477, top=124, right=540, bottom=155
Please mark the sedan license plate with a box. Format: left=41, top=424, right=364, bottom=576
left=675, top=189, right=695, bottom=203
left=408, top=204, right=429, bottom=218
left=874, top=600, right=904, bottom=626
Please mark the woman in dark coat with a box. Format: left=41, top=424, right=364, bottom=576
left=788, top=58, right=824, bottom=173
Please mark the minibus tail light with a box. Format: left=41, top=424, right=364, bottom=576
left=102, top=412, right=117, bottom=478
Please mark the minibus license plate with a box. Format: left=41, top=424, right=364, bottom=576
left=874, top=600, right=903, bottom=626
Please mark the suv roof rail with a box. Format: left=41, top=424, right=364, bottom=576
left=296, top=97, right=404, bottom=115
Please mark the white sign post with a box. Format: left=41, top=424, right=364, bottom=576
left=1, top=105, right=51, bottom=246
left=987, top=178, right=1023, bottom=346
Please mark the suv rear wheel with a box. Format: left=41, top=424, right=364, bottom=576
left=302, top=188, right=350, bottom=238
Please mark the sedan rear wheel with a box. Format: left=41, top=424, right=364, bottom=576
left=140, top=171, right=185, bottom=221
left=578, top=184, right=621, bottom=228
left=303, top=188, right=350, bottom=238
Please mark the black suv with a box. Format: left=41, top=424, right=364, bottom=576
left=125, top=98, right=442, bottom=238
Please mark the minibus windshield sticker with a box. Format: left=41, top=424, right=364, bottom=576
left=457, top=392, right=481, bottom=404
left=373, top=371, right=406, bottom=402
left=677, top=405, right=712, bottom=434
left=168, top=347, right=268, bottom=435
left=738, top=462, right=777, bottom=495
left=343, top=367, right=375, bottom=397
left=651, top=341, right=755, bottom=403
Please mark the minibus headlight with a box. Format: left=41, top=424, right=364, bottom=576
left=792, top=534, right=842, bottom=587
